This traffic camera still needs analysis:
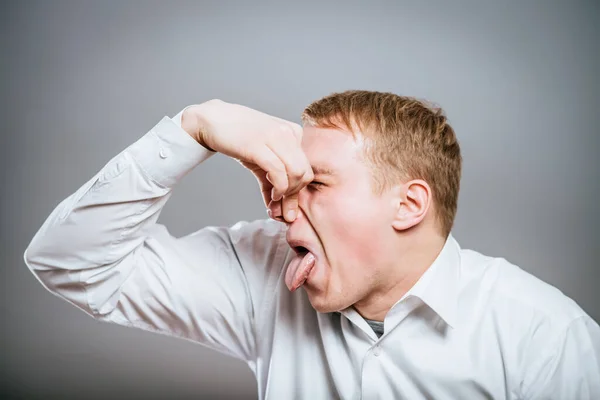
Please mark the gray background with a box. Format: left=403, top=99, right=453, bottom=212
left=1, top=0, right=598, bottom=398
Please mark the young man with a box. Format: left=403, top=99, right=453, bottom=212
left=25, top=91, right=600, bottom=399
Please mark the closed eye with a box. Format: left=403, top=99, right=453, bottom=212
left=307, top=181, right=324, bottom=190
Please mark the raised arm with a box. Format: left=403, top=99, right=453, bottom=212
left=23, top=100, right=313, bottom=363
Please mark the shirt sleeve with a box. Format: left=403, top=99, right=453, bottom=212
left=521, top=315, right=600, bottom=399
left=23, top=110, right=289, bottom=364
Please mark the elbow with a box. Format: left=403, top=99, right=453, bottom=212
left=23, top=232, right=59, bottom=274
left=23, top=230, right=74, bottom=296
left=23, top=241, right=59, bottom=291
left=23, top=243, right=97, bottom=317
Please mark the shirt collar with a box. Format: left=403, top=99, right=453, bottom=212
left=399, top=233, right=461, bottom=329
left=338, top=234, right=461, bottom=333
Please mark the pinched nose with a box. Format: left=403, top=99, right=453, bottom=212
left=268, top=184, right=311, bottom=224
left=269, top=201, right=306, bottom=225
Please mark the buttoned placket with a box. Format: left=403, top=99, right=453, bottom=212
left=355, top=295, right=424, bottom=399
left=338, top=295, right=425, bottom=399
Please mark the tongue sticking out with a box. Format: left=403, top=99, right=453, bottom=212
left=285, top=252, right=316, bottom=291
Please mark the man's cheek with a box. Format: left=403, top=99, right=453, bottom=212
left=335, top=195, right=370, bottom=222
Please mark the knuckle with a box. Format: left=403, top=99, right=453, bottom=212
left=288, top=165, right=305, bottom=179
left=278, top=124, right=294, bottom=136
left=303, top=170, right=314, bottom=184
left=205, top=99, right=224, bottom=107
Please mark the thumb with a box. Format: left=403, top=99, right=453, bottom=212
left=281, top=192, right=299, bottom=223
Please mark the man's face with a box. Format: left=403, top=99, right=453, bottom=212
left=286, top=125, right=397, bottom=313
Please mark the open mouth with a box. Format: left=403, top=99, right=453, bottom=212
left=287, top=238, right=315, bottom=256
left=293, top=246, right=310, bottom=256
left=285, top=241, right=317, bottom=291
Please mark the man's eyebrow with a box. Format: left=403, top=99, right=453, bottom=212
left=311, top=166, right=336, bottom=176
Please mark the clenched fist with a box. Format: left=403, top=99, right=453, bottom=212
left=181, top=99, right=314, bottom=223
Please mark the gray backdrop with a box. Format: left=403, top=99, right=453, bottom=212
left=1, top=1, right=598, bottom=399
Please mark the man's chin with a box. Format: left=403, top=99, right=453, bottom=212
left=304, top=289, right=349, bottom=314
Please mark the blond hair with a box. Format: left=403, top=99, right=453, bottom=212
left=302, top=90, right=462, bottom=236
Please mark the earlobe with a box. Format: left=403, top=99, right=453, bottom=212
left=391, top=180, right=431, bottom=231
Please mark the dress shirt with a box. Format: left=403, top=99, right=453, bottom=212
left=24, top=108, right=600, bottom=399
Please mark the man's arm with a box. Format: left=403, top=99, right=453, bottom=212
left=23, top=102, right=308, bottom=363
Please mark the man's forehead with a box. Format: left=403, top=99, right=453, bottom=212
left=302, top=124, right=362, bottom=147
left=302, top=122, right=365, bottom=140
left=302, top=124, right=365, bottom=176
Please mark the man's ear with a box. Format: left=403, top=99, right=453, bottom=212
left=391, top=179, right=431, bottom=231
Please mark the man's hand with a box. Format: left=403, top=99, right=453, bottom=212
left=181, top=100, right=313, bottom=223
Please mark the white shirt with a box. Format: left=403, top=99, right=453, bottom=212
left=24, top=109, right=600, bottom=400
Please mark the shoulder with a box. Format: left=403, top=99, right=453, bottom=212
left=456, top=247, right=600, bottom=393
left=458, top=247, right=587, bottom=329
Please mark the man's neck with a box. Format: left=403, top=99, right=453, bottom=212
left=353, top=232, right=446, bottom=322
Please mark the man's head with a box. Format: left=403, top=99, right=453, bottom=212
left=286, top=90, right=462, bottom=315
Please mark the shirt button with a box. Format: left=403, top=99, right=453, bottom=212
left=373, top=345, right=381, bottom=357
left=159, top=149, right=168, bottom=159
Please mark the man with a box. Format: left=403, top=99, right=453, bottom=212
left=25, top=91, right=600, bottom=399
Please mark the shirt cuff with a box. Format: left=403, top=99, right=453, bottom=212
left=127, top=112, right=216, bottom=188
left=172, top=105, right=194, bottom=128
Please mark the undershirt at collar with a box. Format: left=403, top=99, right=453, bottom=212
left=364, top=318, right=384, bottom=338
